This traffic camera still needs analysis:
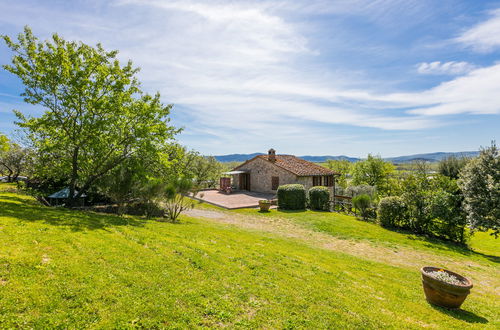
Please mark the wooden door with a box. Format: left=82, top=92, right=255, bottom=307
left=239, top=173, right=250, bottom=190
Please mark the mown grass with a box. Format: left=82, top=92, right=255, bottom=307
left=0, top=184, right=498, bottom=328
left=232, top=206, right=499, bottom=264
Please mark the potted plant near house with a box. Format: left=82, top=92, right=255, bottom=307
left=259, top=200, right=271, bottom=212
left=421, top=266, right=473, bottom=309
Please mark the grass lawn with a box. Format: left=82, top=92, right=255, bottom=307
left=233, top=206, right=499, bottom=263
left=0, top=184, right=498, bottom=328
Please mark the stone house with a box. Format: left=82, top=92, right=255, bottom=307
left=229, top=149, right=339, bottom=194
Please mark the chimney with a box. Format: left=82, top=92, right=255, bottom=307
left=268, top=148, right=276, bottom=162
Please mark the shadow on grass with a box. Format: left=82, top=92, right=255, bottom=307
left=0, top=196, right=148, bottom=232
left=383, top=225, right=499, bottom=263
left=430, top=305, right=488, bottom=324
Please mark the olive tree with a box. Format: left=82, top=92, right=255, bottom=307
left=181, top=150, right=224, bottom=188
left=459, top=142, right=499, bottom=237
left=2, top=27, right=180, bottom=205
left=0, top=139, right=30, bottom=182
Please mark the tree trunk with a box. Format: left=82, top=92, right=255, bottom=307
left=67, top=147, right=79, bottom=207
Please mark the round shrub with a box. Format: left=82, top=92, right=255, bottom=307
left=308, top=186, right=330, bottom=211
left=277, top=184, right=306, bottom=210
left=377, top=196, right=407, bottom=228
left=352, top=194, right=372, bottom=219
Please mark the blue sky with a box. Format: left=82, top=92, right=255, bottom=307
left=0, top=0, right=499, bottom=157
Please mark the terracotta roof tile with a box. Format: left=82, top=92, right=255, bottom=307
left=235, top=155, right=339, bottom=176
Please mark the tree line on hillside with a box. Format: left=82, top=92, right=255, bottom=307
left=325, top=146, right=499, bottom=243
left=0, top=27, right=224, bottom=222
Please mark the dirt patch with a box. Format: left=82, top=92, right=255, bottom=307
left=42, top=254, right=51, bottom=264
left=185, top=208, right=500, bottom=295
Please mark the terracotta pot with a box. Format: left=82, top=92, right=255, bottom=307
left=259, top=200, right=271, bottom=212
left=421, top=266, right=473, bottom=309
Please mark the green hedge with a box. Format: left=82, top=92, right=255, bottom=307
left=308, top=186, right=330, bottom=211
left=277, top=184, right=306, bottom=210
left=377, top=196, right=407, bottom=228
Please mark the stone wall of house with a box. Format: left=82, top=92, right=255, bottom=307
left=231, top=157, right=335, bottom=195
left=297, top=176, right=313, bottom=191
left=235, top=157, right=298, bottom=193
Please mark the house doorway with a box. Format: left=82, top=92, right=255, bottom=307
left=239, top=173, right=250, bottom=190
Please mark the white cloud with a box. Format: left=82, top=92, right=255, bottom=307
left=0, top=0, right=498, bottom=154
left=416, top=61, right=476, bottom=75
left=379, top=63, right=500, bottom=116
left=455, top=8, right=500, bottom=52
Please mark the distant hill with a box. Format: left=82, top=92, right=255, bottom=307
left=385, top=151, right=479, bottom=163
left=299, top=155, right=360, bottom=163
left=213, top=153, right=264, bottom=162
left=213, top=151, right=479, bottom=163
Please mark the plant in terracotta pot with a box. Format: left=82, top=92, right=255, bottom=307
left=259, top=200, right=271, bottom=212
left=421, top=266, right=473, bottom=309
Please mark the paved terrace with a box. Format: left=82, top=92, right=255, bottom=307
left=191, top=189, right=275, bottom=209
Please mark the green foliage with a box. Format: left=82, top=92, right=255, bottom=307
left=325, top=159, right=351, bottom=188
left=397, top=172, right=468, bottom=243
left=163, top=177, right=196, bottom=223
left=438, top=156, right=469, bottom=180
left=351, top=154, right=395, bottom=196
left=0, top=133, right=9, bottom=153
left=352, top=194, right=372, bottom=220
left=2, top=27, right=180, bottom=204
left=399, top=173, right=430, bottom=233
left=0, top=139, right=30, bottom=182
left=427, top=188, right=468, bottom=243
left=277, top=184, right=306, bottom=210
left=409, top=160, right=433, bottom=176
left=136, top=177, right=168, bottom=218
left=459, top=142, right=500, bottom=237
left=377, top=196, right=407, bottom=228
left=345, top=184, right=376, bottom=198
left=97, top=159, right=142, bottom=215
left=308, top=186, right=330, bottom=211
left=181, top=151, right=224, bottom=189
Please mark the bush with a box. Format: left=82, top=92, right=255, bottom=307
left=127, top=202, right=164, bottom=217
left=352, top=194, right=372, bottom=220
left=345, top=185, right=377, bottom=198
left=308, top=186, right=330, bottom=211
left=427, top=190, right=468, bottom=244
left=277, top=184, right=306, bottom=210
left=378, top=196, right=407, bottom=228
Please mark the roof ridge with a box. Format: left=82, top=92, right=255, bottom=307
left=252, top=154, right=339, bottom=176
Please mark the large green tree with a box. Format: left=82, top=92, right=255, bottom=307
left=351, top=154, right=395, bottom=195
left=459, top=142, right=499, bottom=237
left=2, top=27, right=180, bottom=204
